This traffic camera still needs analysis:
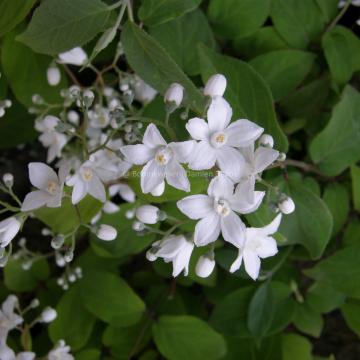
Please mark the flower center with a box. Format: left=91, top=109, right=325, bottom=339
left=155, top=147, right=173, bottom=165
left=46, top=181, right=59, bottom=195
left=81, top=167, right=93, bottom=182
left=210, top=132, right=227, bottom=148
left=214, top=198, right=231, bottom=217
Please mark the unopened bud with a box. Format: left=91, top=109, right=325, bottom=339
left=135, top=205, right=159, bottom=224
left=32, top=94, right=44, bottom=105
left=30, top=298, right=40, bottom=308
left=204, top=74, right=227, bottom=98
left=41, top=307, right=57, bottom=323
left=146, top=250, right=157, bottom=262
left=279, top=197, right=295, bottom=214
left=2, top=173, right=14, bottom=187
left=278, top=152, right=286, bottom=161
left=64, top=250, right=74, bottom=263
left=164, top=83, right=184, bottom=110
left=195, top=254, right=215, bottom=278
left=51, top=234, right=65, bottom=249
left=95, top=224, right=117, bottom=241
left=47, top=65, right=61, bottom=86
left=83, top=90, right=94, bottom=107
left=259, top=134, right=274, bottom=148
left=132, top=221, right=145, bottom=232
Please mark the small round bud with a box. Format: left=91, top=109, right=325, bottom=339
left=2, top=173, right=14, bottom=187
left=67, top=110, right=79, bottom=125
left=19, top=238, right=26, bottom=247
left=279, top=197, right=295, bottom=214
left=164, top=83, right=184, bottom=109
left=95, top=224, right=117, bottom=241
left=204, top=74, right=227, bottom=98
left=75, top=267, right=82, bottom=277
left=68, top=274, right=76, bottom=283
left=124, top=124, right=132, bottom=133
left=57, top=278, right=65, bottom=286
left=51, top=234, right=65, bottom=250
left=30, top=298, right=40, bottom=308
left=41, top=228, right=52, bottom=236
left=47, top=65, right=61, bottom=86
left=146, top=250, right=157, bottom=262
left=125, top=209, right=135, bottom=219
left=32, top=94, right=44, bottom=105
left=64, top=250, right=74, bottom=263
left=259, top=134, right=274, bottom=148
left=22, top=261, right=33, bottom=271
left=135, top=205, right=160, bottom=224
left=157, top=210, right=167, bottom=221
left=278, top=152, right=286, bottom=161
left=41, top=307, right=57, bottom=323
left=195, top=255, right=215, bottom=278
left=132, top=221, right=145, bottom=232
left=83, top=90, right=94, bottom=107
left=4, top=100, right=11, bottom=108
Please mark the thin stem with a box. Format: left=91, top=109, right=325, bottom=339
left=62, top=64, right=84, bottom=88
left=163, top=220, right=190, bottom=238
left=127, top=0, right=134, bottom=22
left=326, top=0, right=351, bottom=32
left=107, top=0, right=124, bottom=11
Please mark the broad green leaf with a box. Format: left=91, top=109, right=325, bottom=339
left=207, top=0, right=271, bottom=39
left=249, top=50, right=315, bottom=101
left=271, top=0, right=325, bottom=49
left=198, top=45, right=288, bottom=152
left=36, top=195, right=102, bottom=234
left=1, top=31, right=67, bottom=107
left=305, top=244, right=360, bottom=297
left=138, top=0, right=201, bottom=27
left=310, top=85, right=360, bottom=176
left=316, top=0, right=339, bottom=22
left=341, top=299, right=360, bottom=336
left=343, top=219, right=360, bottom=247
left=293, top=303, right=323, bottom=337
left=282, top=334, right=312, bottom=360
left=0, top=0, right=35, bottom=36
left=49, top=285, right=96, bottom=350
left=121, top=22, right=205, bottom=114
left=233, top=26, right=288, bottom=59
left=80, top=270, right=145, bottom=327
left=351, top=165, right=360, bottom=211
left=149, top=9, right=216, bottom=76
left=17, top=0, right=112, bottom=55
left=152, top=315, right=226, bottom=360
left=323, top=183, right=350, bottom=235
left=76, top=349, right=101, bottom=360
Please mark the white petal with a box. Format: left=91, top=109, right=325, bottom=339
left=207, top=172, right=234, bottom=199
left=165, top=159, right=190, bottom=192
left=229, top=250, right=243, bottom=273
left=216, top=146, right=246, bottom=181
left=28, top=162, right=58, bottom=190
left=169, top=140, right=196, bottom=163
left=237, top=175, right=256, bottom=204
left=220, top=211, right=245, bottom=247
left=155, top=235, right=185, bottom=258
left=188, top=141, right=217, bottom=170
left=88, top=176, right=106, bottom=203
left=172, top=241, right=194, bottom=277
left=256, top=236, right=278, bottom=259
left=120, top=144, right=154, bottom=165
left=71, top=180, right=87, bottom=204
left=253, top=147, right=279, bottom=173
left=194, top=212, right=221, bottom=246
left=103, top=201, right=120, bottom=213
left=58, top=47, right=87, bottom=65
left=117, top=184, right=136, bottom=203
left=140, top=159, right=165, bottom=193
left=21, top=191, right=51, bottom=211
left=225, top=119, right=263, bottom=147
left=143, top=123, right=167, bottom=148
left=260, top=213, right=282, bottom=235
left=243, top=249, right=261, bottom=280
left=207, top=96, right=232, bottom=132
left=177, top=195, right=213, bottom=220
left=185, top=117, right=210, bottom=141
left=151, top=181, right=165, bottom=196
left=232, top=182, right=265, bottom=214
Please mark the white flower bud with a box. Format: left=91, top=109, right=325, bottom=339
left=279, top=197, right=295, bottom=214
left=135, top=205, right=159, bottom=224
left=151, top=181, right=165, bottom=197
left=125, top=209, right=135, bottom=219
left=164, top=83, right=184, bottom=107
left=47, top=65, right=61, bottom=86
left=195, top=255, right=215, bottom=278
left=41, top=307, right=57, bottom=323
left=67, top=110, right=79, bottom=125
left=146, top=250, right=157, bottom=262
left=204, top=74, right=227, bottom=97
left=259, top=134, right=274, bottom=148
left=30, top=298, right=40, bottom=308
left=278, top=152, right=286, bottom=161
left=2, top=173, right=14, bottom=187
left=0, top=108, right=5, bottom=117
left=132, top=221, right=145, bottom=232
left=96, top=224, right=117, bottom=241
left=83, top=90, right=94, bottom=107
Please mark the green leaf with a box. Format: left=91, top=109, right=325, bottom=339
left=0, top=0, right=36, bottom=36
left=305, top=244, right=360, bottom=297
left=343, top=219, right=360, bottom=247
left=270, top=0, right=325, bottom=49
left=315, top=0, right=339, bottom=22
left=207, top=0, right=271, bottom=39
left=310, top=85, right=360, bottom=176
left=138, top=0, right=201, bottom=27
left=80, top=270, right=145, bottom=327
left=282, top=334, right=312, bottom=360
left=341, top=299, right=360, bottom=336
left=76, top=349, right=101, bottom=360
left=293, top=303, right=323, bottom=337
left=121, top=22, right=205, bottom=114
left=323, top=183, right=350, bottom=235
left=1, top=31, right=67, bottom=107
left=351, top=165, right=360, bottom=212
left=17, top=0, right=112, bottom=55
left=152, top=315, right=226, bottom=360
left=249, top=50, right=315, bottom=101
left=49, top=285, right=96, bottom=350
left=36, top=195, right=102, bottom=234
left=149, top=9, right=216, bottom=76
left=198, top=45, right=288, bottom=152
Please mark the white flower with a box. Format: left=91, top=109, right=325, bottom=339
left=204, top=74, right=227, bottom=98
left=47, top=65, right=61, bottom=86
left=186, top=97, right=263, bottom=181
left=121, top=124, right=195, bottom=194
left=133, top=76, right=157, bottom=104
left=136, top=205, right=159, bottom=224
left=195, top=255, right=215, bottom=278
left=57, top=47, right=87, bottom=66
left=21, top=163, right=67, bottom=212
left=279, top=197, right=295, bottom=214
left=177, top=173, right=264, bottom=247
left=0, top=295, right=23, bottom=338
left=96, top=224, right=117, bottom=241
left=40, top=307, right=57, bottom=323
left=66, top=160, right=113, bottom=204
left=230, top=214, right=282, bottom=280
left=164, top=83, right=184, bottom=107
left=0, top=218, right=21, bottom=248
left=48, top=340, right=74, bottom=360
left=109, top=183, right=136, bottom=203
left=0, top=344, right=34, bottom=360
left=147, top=235, right=194, bottom=277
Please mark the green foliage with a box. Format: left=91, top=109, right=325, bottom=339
left=351, top=165, right=360, bottom=211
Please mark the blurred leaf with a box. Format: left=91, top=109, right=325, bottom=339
left=341, top=299, right=360, bottom=336
left=80, top=270, right=145, bottom=327
left=351, top=165, right=360, bottom=212
left=198, top=45, right=288, bottom=152
left=122, top=22, right=206, bottom=114
left=282, top=334, right=312, bottom=360
left=310, top=85, right=360, bottom=176
left=293, top=303, right=323, bottom=337
left=17, top=0, right=112, bottom=55
left=150, top=9, right=216, bottom=76
left=49, top=284, right=96, bottom=350
left=207, top=0, right=271, bottom=39
left=316, top=0, right=339, bottom=22
left=343, top=219, right=360, bottom=247
left=153, top=315, right=226, bottom=360
left=138, top=0, right=201, bottom=27
left=0, top=0, right=36, bottom=36
left=249, top=50, right=315, bottom=101
left=76, top=349, right=101, bottom=360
